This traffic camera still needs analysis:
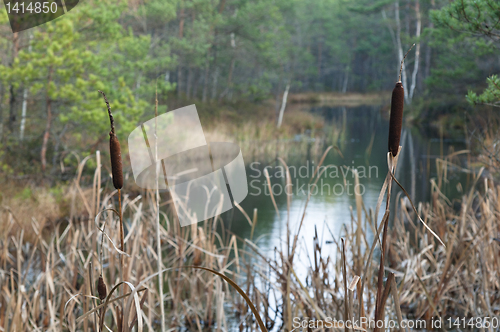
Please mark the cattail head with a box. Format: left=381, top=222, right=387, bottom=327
left=388, top=44, right=415, bottom=157
left=98, top=90, right=123, bottom=190
left=193, top=247, right=202, bottom=266
left=109, top=132, right=123, bottom=189
left=388, top=81, right=404, bottom=157
left=97, top=275, right=107, bottom=301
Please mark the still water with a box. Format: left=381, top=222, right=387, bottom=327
left=222, top=105, right=468, bottom=261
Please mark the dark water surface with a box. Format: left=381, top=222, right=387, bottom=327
left=222, top=105, right=468, bottom=262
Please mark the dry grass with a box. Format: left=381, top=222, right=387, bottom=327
left=203, top=109, right=337, bottom=164
left=0, top=143, right=498, bottom=331
left=288, top=92, right=391, bottom=107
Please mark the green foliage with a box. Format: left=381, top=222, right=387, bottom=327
left=14, top=187, right=32, bottom=200
left=0, top=0, right=173, bottom=172
left=431, top=0, right=500, bottom=107
left=467, top=75, right=500, bottom=107
left=431, top=0, right=500, bottom=38
left=0, top=0, right=499, bottom=176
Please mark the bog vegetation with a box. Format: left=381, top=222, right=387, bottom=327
left=1, top=127, right=499, bottom=331
left=0, top=0, right=499, bottom=174
left=0, top=0, right=500, bottom=331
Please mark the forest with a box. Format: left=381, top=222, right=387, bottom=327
left=0, top=0, right=498, bottom=175
left=1, top=0, right=500, bottom=331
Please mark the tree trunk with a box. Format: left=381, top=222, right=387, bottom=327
left=211, top=67, right=219, bottom=100
left=8, top=85, right=16, bottom=134
left=409, top=0, right=421, bottom=101
left=342, top=65, right=349, bottom=93
left=51, top=124, right=68, bottom=173
left=382, top=9, right=397, bottom=49
left=220, top=32, right=237, bottom=101
left=177, top=67, right=182, bottom=98
left=277, top=84, right=290, bottom=128
left=424, top=0, right=435, bottom=81
left=179, top=3, right=184, bottom=39
left=8, top=32, right=19, bottom=134
left=177, top=2, right=185, bottom=99
left=317, top=40, right=322, bottom=79
left=20, top=33, right=33, bottom=141
left=192, top=70, right=199, bottom=99
left=0, top=84, right=4, bottom=140
left=395, top=0, right=409, bottom=101
left=20, top=88, right=28, bottom=141
left=202, top=53, right=210, bottom=102
left=274, top=67, right=284, bottom=120
left=41, top=68, right=53, bottom=172
left=41, top=100, right=52, bottom=172
left=405, top=0, right=410, bottom=37
left=186, top=67, right=193, bottom=99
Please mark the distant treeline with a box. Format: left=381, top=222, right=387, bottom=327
left=0, top=0, right=498, bottom=174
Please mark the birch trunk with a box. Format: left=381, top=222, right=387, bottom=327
left=409, top=0, right=421, bottom=101
left=20, top=32, right=33, bottom=141
left=41, top=67, right=53, bottom=172
left=395, top=0, right=409, bottom=102
left=277, top=84, right=290, bottom=128
left=20, top=89, right=28, bottom=141
left=8, top=32, right=19, bottom=133
left=424, top=0, right=435, bottom=80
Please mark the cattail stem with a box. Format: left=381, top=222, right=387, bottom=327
left=154, top=83, right=166, bottom=332
left=374, top=152, right=398, bottom=332
left=98, top=90, right=115, bottom=134
left=98, top=90, right=125, bottom=328
left=118, top=188, right=124, bottom=330
left=398, top=43, right=415, bottom=82
left=118, top=188, right=124, bottom=255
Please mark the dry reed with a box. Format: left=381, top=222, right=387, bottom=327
left=0, top=145, right=498, bottom=331
left=0, top=83, right=497, bottom=331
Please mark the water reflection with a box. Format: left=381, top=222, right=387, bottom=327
left=223, top=105, right=468, bottom=258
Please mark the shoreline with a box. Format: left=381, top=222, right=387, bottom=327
left=287, top=91, right=391, bottom=107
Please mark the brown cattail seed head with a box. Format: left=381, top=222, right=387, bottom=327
left=98, top=90, right=123, bottom=190
left=388, top=82, right=404, bottom=157
left=109, top=132, right=123, bottom=189
left=97, top=275, right=107, bottom=301
left=193, top=247, right=202, bottom=266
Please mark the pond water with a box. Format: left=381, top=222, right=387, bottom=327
left=222, top=105, right=469, bottom=263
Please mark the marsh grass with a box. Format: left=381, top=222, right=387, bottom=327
left=0, top=142, right=498, bottom=331
left=0, top=92, right=499, bottom=332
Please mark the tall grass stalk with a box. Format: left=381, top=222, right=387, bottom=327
left=154, top=86, right=166, bottom=332
left=1, top=150, right=495, bottom=331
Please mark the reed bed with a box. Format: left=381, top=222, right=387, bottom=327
left=0, top=85, right=498, bottom=331
left=0, top=143, right=498, bottom=331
